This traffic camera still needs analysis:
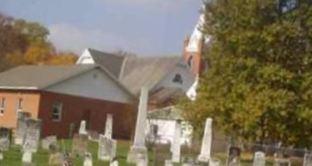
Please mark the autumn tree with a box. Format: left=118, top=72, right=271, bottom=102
left=181, top=0, right=312, bottom=148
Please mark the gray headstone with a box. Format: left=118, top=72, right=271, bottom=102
left=41, top=135, right=57, bottom=150
left=227, top=146, right=241, bottom=166
left=209, top=159, right=221, bottom=166
left=304, top=153, right=312, bottom=166
left=79, top=120, right=88, bottom=135
left=83, top=152, right=93, bottom=166
left=15, top=112, right=30, bottom=145
left=253, top=151, right=265, bottom=166
left=22, top=119, right=41, bottom=153
left=198, top=118, right=213, bottom=163
left=48, top=152, right=63, bottom=166
left=72, top=134, right=88, bottom=157
left=127, top=87, right=148, bottom=164
left=0, top=128, right=10, bottom=151
left=98, top=135, right=117, bottom=161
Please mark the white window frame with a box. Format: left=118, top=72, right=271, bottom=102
left=52, top=102, right=63, bottom=122
left=17, top=98, right=23, bottom=111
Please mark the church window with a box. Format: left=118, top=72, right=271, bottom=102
left=173, top=74, right=183, bottom=84
left=52, top=102, right=63, bottom=121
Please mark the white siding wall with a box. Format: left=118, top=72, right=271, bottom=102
left=45, top=68, right=133, bottom=104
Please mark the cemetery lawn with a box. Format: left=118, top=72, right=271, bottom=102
left=0, top=139, right=139, bottom=166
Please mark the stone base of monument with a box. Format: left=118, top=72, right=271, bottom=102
left=127, top=146, right=148, bottom=164
left=15, top=138, right=23, bottom=145
left=197, top=154, right=210, bottom=163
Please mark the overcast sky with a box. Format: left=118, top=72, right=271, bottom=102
left=0, top=0, right=202, bottom=56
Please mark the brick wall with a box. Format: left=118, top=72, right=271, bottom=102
left=38, top=91, right=136, bottom=139
left=0, top=90, right=41, bottom=129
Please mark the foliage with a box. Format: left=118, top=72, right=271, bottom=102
left=0, top=13, right=77, bottom=71
left=181, top=0, right=312, bottom=148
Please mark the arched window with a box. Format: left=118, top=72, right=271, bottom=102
left=173, top=74, right=183, bottom=84
left=187, top=56, right=193, bottom=68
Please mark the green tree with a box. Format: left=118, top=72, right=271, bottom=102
left=182, top=0, right=312, bottom=148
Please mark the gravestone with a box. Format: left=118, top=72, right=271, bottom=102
left=15, top=112, right=30, bottom=145
left=172, top=120, right=181, bottom=163
left=72, top=134, right=88, bottom=157
left=210, top=158, right=221, bottom=166
left=22, top=119, right=42, bottom=153
left=274, top=152, right=291, bottom=166
left=253, top=151, right=266, bottom=166
left=0, top=127, right=11, bottom=151
left=98, top=135, right=117, bottom=161
left=198, top=118, right=213, bottom=163
left=127, top=87, right=148, bottom=164
left=48, top=152, right=63, bottom=166
left=61, top=152, right=73, bottom=166
left=83, top=152, right=93, bottom=166
left=104, top=114, right=113, bottom=139
left=0, top=152, right=3, bottom=160
left=110, top=160, right=119, bottom=166
left=304, top=153, right=312, bottom=166
left=41, top=135, right=57, bottom=150
left=22, top=150, right=32, bottom=165
left=227, top=146, right=241, bottom=166
left=165, top=160, right=173, bottom=166
left=79, top=120, right=88, bottom=135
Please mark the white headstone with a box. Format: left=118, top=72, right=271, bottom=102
left=165, top=160, right=173, bottom=166
left=98, top=135, right=117, bottom=161
left=83, top=153, right=93, bottom=166
left=198, top=118, right=213, bottom=162
left=253, top=151, right=265, bottom=166
left=304, top=153, right=312, bottom=166
left=79, top=120, right=88, bottom=135
left=22, top=151, right=32, bottom=164
left=172, top=121, right=181, bottom=163
left=127, top=87, right=148, bottom=164
left=209, top=159, right=221, bottom=166
left=104, top=114, right=113, bottom=139
left=110, top=160, right=119, bottom=166
left=0, top=152, right=3, bottom=160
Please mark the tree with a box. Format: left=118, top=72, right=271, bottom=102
left=181, top=0, right=312, bottom=148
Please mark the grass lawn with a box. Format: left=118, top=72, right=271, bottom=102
left=0, top=140, right=304, bottom=166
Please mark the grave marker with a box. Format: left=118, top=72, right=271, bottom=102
left=253, top=151, right=266, bottom=166
left=198, top=118, right=213, bottom=163
left=22, top=119, right=41, bottom=153
left=304, top=153, right=312, bottom=166
left=0, top=127, right=11, bottom=151
left=72, top=134, right=88, bottom=157
left=83, top=152, right=93, bottom=166
left=172, top=120, right=181, bottom=163
left=79, top=120, right=88, bottom=135
left=127, top=87, right=148, bottom=164
left=41, top=135, right=57, bottom=150
left=104, top=114, right=113, bottom=139
left=14, top=112, right=30, bottom=145
left=22, top=150, right=32, bottom=165
left=98, top=135, right=117, bottom=161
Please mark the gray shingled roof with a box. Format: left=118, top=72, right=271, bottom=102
left=88, top=48, right=125, bottom=78
left=0, top=65, right=96, bottom=89
left=119, top=56, right=182, bottom=95
left=148, top=106, right=184, bottom=120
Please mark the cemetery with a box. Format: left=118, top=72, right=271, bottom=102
left=0, top=87, right=309, bottom=166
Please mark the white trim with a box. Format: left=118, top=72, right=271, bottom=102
left=0, top=86, right=38, bottom=90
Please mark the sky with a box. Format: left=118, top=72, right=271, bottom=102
left=0, top=0, right=203, bottom=56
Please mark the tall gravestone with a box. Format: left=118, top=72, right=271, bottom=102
left=171, top=120, right=181, bottom=163
left=79, top=120, right=88, bottom=135
left=22, top=119, right=42, bottom=153
left=15, top=112, right=30, bottom=145
left=198, top=118, right=213, bottom=163
left=104, top=114, right=113, bottom=139
left=253, top=151, right=266, bottom=166
left=98, top=134, right=117, bottom=161
left=127, top=87, right=148, bottom=164
left=83, top=152, right=93, bottom=166
left=22, top=150, right=32, bottom=165
left=303, top=153, right=312, bottom=166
